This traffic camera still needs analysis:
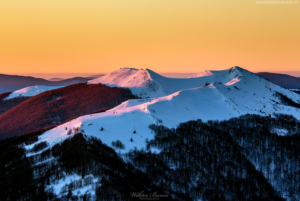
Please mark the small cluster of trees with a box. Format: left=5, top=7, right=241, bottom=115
left=67, top=127, right=81, bottom=135
left=111, top=140, right=125, bottom=149
left=31, top=141, right=48, bottom=152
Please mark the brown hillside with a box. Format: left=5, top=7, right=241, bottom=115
left=0, top=83, right=136, bottom=140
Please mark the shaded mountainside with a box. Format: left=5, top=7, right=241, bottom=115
left=0, top=83, right=137, bottom=140
left=256, top=72, right=300, bottom=89
left=3, top=114, right=299, bottom=200
left=0, top=74, right=91, bottom=94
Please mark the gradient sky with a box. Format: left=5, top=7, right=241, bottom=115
left=0, top=0, right=299, bottom=74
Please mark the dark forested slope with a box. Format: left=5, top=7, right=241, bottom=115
left=3, top=114, right=299, bottom=200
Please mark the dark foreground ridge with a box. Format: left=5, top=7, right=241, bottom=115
left=2, top=114, right=300, bottom=200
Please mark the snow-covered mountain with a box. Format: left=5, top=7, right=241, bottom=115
left=4, top=85, right=63, bottom=100
left=28, top=67, right=300, bottom=152
left=23, top=66, right=300, bottom=198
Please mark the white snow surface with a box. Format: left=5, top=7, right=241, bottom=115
left=5, top=85, right=62, bottom=99
left=27, top=67, right=300, bottom=154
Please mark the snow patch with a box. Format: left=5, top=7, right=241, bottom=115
left=272, top=128, right=289, bottom=136
left=224, top=77, right=241, bottom=86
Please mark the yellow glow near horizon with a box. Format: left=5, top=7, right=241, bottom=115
left=0, top=0, right=299, bottom=74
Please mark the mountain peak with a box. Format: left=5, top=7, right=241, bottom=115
left=89, top=67, right=247, bottom=98
left=89, top=68, right=161, bottom=98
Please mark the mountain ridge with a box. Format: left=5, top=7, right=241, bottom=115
left=88, top=67, right=242, bottom=98
left=28, top=66, right=300, bottom=154
left=0, top=74, right=92, bottom=94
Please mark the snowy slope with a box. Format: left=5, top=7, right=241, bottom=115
left=5, top=85, right=63, bottom=99
left=26, top=85, right=242, bottom=154
left=25, top=66, right=300, bottom=197
left=213, top=67, right=300, bottom=117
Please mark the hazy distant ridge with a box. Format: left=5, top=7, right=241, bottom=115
left=256, top=72, right=300, bottom=89
left=0, top=74, right=100, bottom=94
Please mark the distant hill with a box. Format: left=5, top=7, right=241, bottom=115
left=0, top=74, right=105, bottom=116
left=85, top=74, right=105, bottom=80
left=0, top=74, right=94, bottom=94
left=48, top=75, right=104, bottom=82
left=256, top=72, right=300, bottom=89
left=0, top=83, right=136, bottom=140
left=48, top=78, right=65, bottom=81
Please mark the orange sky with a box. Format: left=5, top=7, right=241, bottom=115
left=0, top=0, right=299, bottom=74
